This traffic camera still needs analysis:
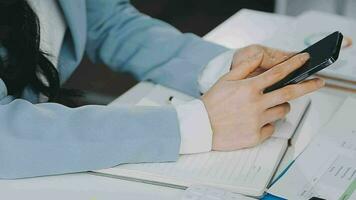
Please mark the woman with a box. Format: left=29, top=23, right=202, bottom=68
left=0, top=0, right=324, bottom=179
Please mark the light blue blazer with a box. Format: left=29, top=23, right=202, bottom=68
left=0, top=0, right=227, bottom=179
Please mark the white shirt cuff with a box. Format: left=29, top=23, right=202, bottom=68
left=171, top=50, right=236, bottom=154
left=173, top=99, right=213, bottom=154
left=198, top=49, right=236, bottom=93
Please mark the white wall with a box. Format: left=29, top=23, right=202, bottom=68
left=344, top=0, right=356, bottom=18
left=276, top=0, right=356, bottom=18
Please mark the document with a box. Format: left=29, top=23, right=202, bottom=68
left=268, top=98, right=356, bottom=200
left=268, top=136, right=356, bottom=200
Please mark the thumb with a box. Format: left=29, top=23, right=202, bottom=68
left=223, top=52, right=263, bottom=80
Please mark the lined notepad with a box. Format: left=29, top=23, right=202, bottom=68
left=96, top=85, right=310, bottom=197
left=98, top=138, right=287, bottom=196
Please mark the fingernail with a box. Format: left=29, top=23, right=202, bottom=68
left=301, top=53, right=310, bottom=61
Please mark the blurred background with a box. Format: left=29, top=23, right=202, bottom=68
left=64, top=0, right=356, bottom=105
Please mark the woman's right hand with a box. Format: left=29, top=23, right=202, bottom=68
left=202, top=52, right=325, bottom=151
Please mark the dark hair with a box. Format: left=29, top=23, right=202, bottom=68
left=0, top=0, right=68, bottom=103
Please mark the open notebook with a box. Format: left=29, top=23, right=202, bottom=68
left=94, top=85, right=310, bottom=197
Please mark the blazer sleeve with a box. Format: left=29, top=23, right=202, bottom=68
left=0, top=82, right=180, bottom=179
left=85, top=0, right=228, bottom=97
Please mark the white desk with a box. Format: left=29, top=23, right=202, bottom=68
left=1, top=9, right=355, bottom=200
left=0, top=173, right=183, bottom=200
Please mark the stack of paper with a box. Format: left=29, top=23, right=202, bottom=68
left=268, top=98, right=356, bottom=200
left=262, top=11, right=356, bottom=92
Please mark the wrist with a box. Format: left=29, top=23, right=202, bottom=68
left=198, top=49, right=236, bottom=93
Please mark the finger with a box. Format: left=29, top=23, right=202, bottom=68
left=260, top=46, right=296, bottom=69
left=246, top=67, right=267, bottom=78
left=254, top=52, right=310, bottom=89
left=261, top=103, right=290, bottom=125
left=259, top=123, right=275, bottom=144
left=264, top=78, right=325, bottom=107
left=247, top=48, right=295, bottom=78
left=223, top=51, right=263, bottom=81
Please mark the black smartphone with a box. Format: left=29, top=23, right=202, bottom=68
left=264, top=31, right=343, bottom=93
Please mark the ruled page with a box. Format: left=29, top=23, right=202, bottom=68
left=97, top=137, right=287, bottom=196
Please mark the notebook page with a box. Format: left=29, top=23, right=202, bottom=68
left=97, top=137, right=287, bottom=197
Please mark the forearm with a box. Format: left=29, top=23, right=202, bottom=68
left=0, top=99, right=180, bottom=179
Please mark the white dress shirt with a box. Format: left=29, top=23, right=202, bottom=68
left=27, top=0, right=235, bottom=155
left=26, top=0, right=67, bottom=68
